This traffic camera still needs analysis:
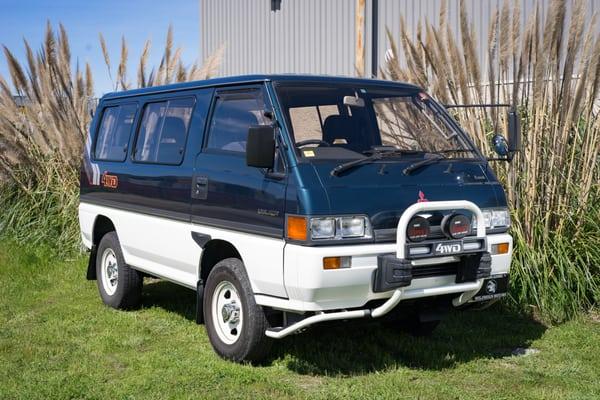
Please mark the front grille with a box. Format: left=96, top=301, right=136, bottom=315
left=373, top=227, right=478, bottom=243
left=412, top=262, right=458, bottom=279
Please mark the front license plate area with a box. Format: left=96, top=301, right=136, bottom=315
left=471, top=274, right=509, bottom=302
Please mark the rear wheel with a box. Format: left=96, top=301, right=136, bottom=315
left=203, top=258, right=272, bottom=363
left=96, top=232, right=143, bottom=309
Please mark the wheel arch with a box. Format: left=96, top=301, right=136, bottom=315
left=198, top=239, right=243, bottom=284
left=86, top=215, right=117, bottom=280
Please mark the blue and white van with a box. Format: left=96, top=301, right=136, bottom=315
left=79, top=75, right=518, bottom=362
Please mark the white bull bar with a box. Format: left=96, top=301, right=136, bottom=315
left=266, top=201, right=487, bottom=339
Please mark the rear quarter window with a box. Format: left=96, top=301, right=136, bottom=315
left=94, top=104, right=137, bottom=162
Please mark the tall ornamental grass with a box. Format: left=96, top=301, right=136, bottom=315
left=384, top=0, right=600, bottom=322
left=0, top=23, right=223, bottom=253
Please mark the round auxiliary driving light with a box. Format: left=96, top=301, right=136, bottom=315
left=442, top=213, right=471, bottom=239
left=407, top=216, right=430, bottom=242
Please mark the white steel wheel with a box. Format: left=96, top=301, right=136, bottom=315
left=203, top=258, right=272, bottom=362
left=95, top=232, right=142, bottom=310
left=211, top=280, right=243, bottom=345
left=100, top=247, right=119, bottom=296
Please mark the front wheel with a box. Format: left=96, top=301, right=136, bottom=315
left=404, top=319, right=440, bottom=337
left=203, top=258, right=272, bottom=363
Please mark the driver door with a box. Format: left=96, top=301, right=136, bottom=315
left=191, top=84, right=287, bottom=238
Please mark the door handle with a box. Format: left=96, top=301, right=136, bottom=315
left=192, top=175, right=209, bottom=200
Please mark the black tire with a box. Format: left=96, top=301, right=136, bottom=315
left=403, top=319, right=441, bottom=337
left=383, top=314, right=441, bottom=337
left=203, top=258, right=272, bottom=363
left=95, top=231, right=143, bottom=310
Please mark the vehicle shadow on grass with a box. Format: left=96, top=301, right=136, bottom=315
left=272, top=309, right=547, bottom=376
left=141, top=279, right=197, bottom=320
left=141, top=280, right=546, bottom=376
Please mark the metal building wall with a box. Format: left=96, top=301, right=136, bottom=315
left=201, top=0, right=600, bottom=78
left=200, top=0, right=358, bottom=77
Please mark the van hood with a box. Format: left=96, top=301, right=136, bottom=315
left=304, top=160, right=506, bottom=230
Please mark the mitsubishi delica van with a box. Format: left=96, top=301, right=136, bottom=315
left=79, top=75, right=519, bottom=362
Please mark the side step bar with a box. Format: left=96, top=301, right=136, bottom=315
left=265, top=280, right=482, bottom=339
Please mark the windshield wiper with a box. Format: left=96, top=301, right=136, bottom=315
left=331, top=149, right=428, bottom=176
left=403, top=154, right=446, bottom=175
left=330, top=153, right=383, bottom=177
left=330, top=148, right=468, bottom=177
left=331, top=149, right=452, bottom=177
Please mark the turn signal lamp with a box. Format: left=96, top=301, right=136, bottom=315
left=492, top=242, right=510, bottom=255
left=287, top=216, right=307, bottom=241
left=323, top=257, right=340, bottom=270
left=323, top=256, right=351, bottom=270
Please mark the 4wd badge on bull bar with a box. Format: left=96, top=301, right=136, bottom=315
left=433, top=240, right=463, bottom=255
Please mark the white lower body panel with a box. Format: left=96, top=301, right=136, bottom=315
left=78, top=202, right=287, bottom=296
left=79, top=202, right=512, bottom=314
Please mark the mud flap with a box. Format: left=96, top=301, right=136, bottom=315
left=86, top=245, right=97, bottom=280
left=195, top=279, right=204, bottom=324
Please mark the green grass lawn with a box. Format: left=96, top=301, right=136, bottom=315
left=1, top=242, right=599, bottom=400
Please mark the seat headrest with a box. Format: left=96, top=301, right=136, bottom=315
left=323, top=115, right=364, bottom=152
left=161, top=116, right=186, bottom=141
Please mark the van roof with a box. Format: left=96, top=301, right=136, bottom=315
left=101, top=74, right=423, bottom=100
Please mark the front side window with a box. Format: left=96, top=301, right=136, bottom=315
left=276, top=84, right=476, bottom=160
left=206, top=91, right=269, bottom=153
left=94, top=104, right=137, bottom=161
left=133, top=97, right=195, bottom=164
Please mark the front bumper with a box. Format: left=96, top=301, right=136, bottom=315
left=261, top=201, right=513, bottom=339
left=256, top=200, right=512, bottom=313
left=273, top=232, right=512, bottom=312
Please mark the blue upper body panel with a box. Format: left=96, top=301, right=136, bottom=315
left=83, top=74, right=508, bottom=241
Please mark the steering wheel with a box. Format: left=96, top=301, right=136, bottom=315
left=295, top=139, right=330, bottom=148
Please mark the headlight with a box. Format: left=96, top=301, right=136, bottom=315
left=492, top=209, right=510, bottom=227
left=307, top=215, right=372, bottom=240
left=340, top=217, right=366, bottom=238
left=310, top=218, right=336, bottom=239
left=472, top=208, right=510, bottom=231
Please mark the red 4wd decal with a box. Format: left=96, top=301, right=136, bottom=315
left=101, top=172, right=118, bottom=189
left=417, top=190, right=428, bottom=202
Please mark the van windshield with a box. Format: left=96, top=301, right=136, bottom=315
left=275, top=84, right=478, bottom=160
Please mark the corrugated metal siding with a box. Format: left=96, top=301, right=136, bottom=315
left=201, top=0, right=357, bottom=76
left=201, top=0, right=600, bottom=78
left=378, top=0, right=600, bottom=78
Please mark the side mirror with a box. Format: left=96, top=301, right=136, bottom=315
left=491, top=134, right=509, bottom=157
left=246, top=125, right=275, bottom=169
left=507, top=109, right=521, bottom=153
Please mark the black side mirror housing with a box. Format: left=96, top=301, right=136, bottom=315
left=491, top=134, right=509, bottom=157
left=507, top=109, right=521, bottom=153
left=246, top=125, right=275, bottom=169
